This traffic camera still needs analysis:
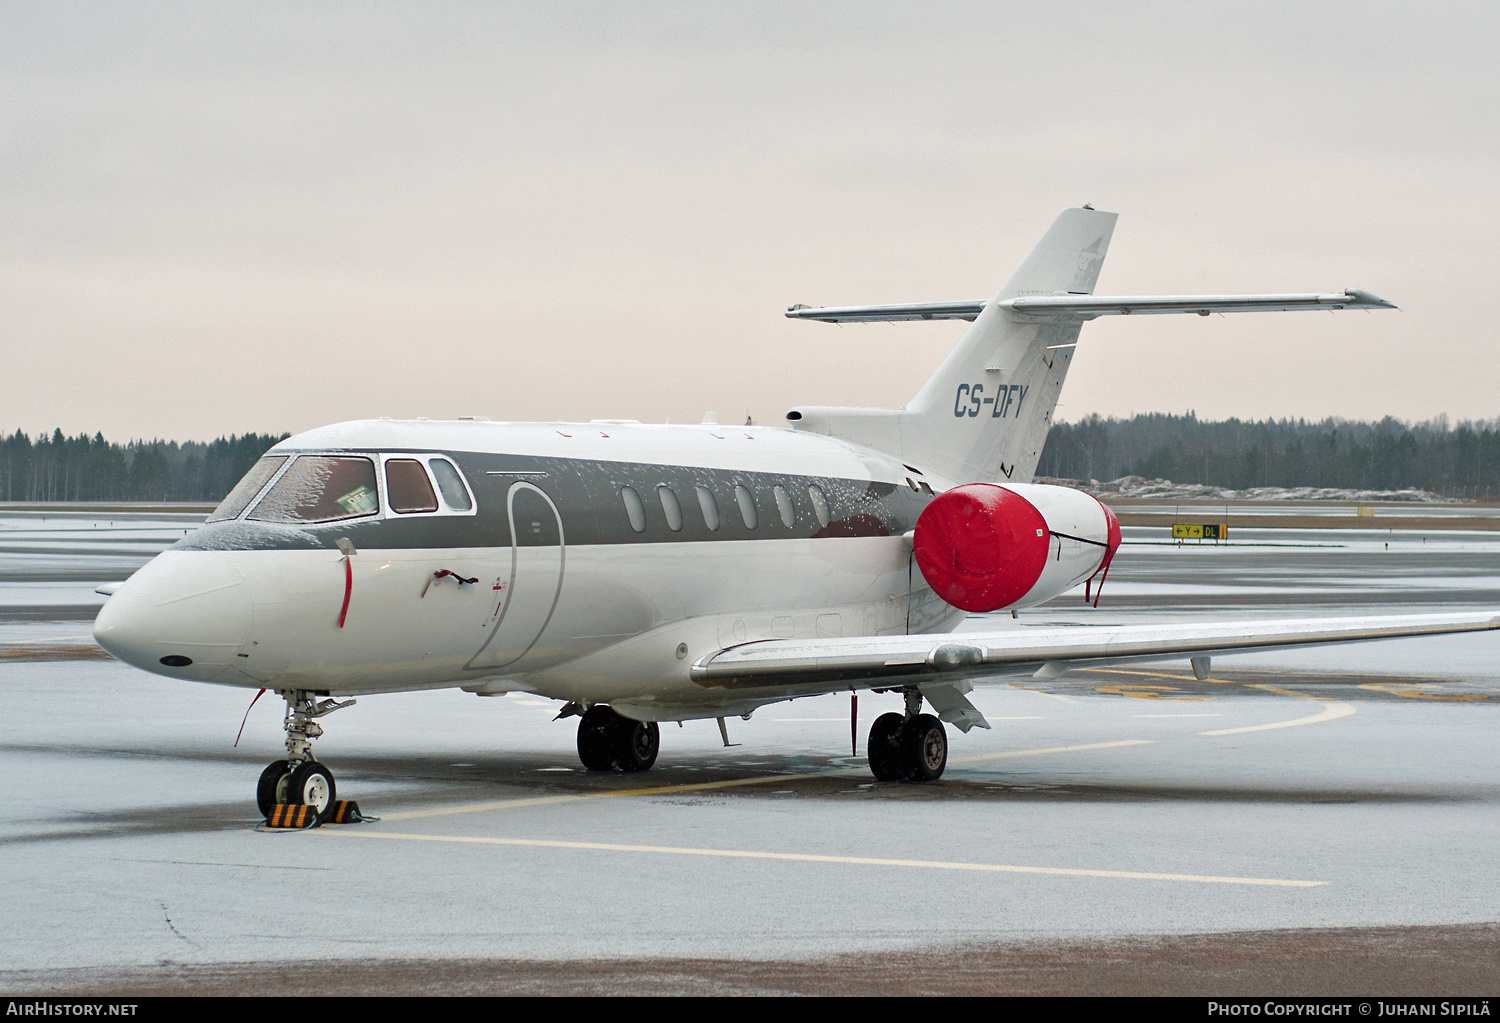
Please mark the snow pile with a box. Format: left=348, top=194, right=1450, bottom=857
left=1034, top=475, right=1454, bottom=503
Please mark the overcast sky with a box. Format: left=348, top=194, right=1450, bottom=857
left=2, top=1, right=1496, bottom=441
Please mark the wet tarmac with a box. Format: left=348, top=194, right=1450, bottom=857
left=1, top=508, right=1498, bottom=994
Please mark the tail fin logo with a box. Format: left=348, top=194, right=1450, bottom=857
left=953, top=383, right=1029, bottom=419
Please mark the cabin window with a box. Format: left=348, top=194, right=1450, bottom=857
left=773, top=485, right=795, bottom=528
left=208, top=455, right=287, bottom=522
left=807, top=484, right=831, bottom=528
left=429, top=458, right=473, bottom=511
left=696, top=486, right=720, bottom=531
left=734, top=485, right=758, bottom=529
left=659, top=485, right=683, bottom=531
left=248, top=455, right=379, bottom=523
left=386, top=459, right=439, bottom=514
left=621, top=485, right=647, bottom=533
left=919, top=481, right=934, bottom=495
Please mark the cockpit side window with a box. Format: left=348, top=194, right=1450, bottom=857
left=248, top=455, right=379, bottom=523
left=386, top=459, right=439, bottom=514
left=207, top=455, right=287, bottom=522
left=428, top=458, right=473, bottom=511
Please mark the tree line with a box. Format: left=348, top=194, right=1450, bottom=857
left=1036, top=413, right=1500, bottom=498
left=0, top=430, right=288, bottom=502
left=6, top=415, right=1500, bottom=503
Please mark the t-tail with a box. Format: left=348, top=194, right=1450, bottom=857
left=783, top=206, right=1395, bottom=485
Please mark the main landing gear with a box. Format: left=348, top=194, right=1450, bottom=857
left=575, top=705, right=660, bottom=772
left=867, top=688, right=948, bottom=782
left=255, top=689, right=354, bottom=822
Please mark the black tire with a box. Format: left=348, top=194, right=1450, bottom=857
left=901, top=713, right=947, bottom=781
left=286, top=761, right=337, bottom=822
left=256, top=759, right=291, bottom=818
left=615, top=720, right=659, bottom=772
left=577, top=705, right=620, bottom=771
left=867, top=713, right=906, bottom=781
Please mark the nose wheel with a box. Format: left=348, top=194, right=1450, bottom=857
left=287, top=762, right=336, bottom=816
left=576, top=705, right=660, bottom=772
left=256, top=690, right=353, bottom=822
left=866, top=690, right=947, bottom=781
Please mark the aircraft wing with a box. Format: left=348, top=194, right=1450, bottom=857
left=688, top=611, right=1499, bottom=730
left=784, top=289, right=1396, bottom=324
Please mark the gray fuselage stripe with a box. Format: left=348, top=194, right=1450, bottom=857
left=179, top=450, right=933, bottom=553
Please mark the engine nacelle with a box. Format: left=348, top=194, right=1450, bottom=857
left=913, top=482, right=1120, bottom=612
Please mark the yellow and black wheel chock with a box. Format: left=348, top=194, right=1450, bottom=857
left=264, top=803, right=319, bottom=829
left=262, top=800, right=377, bottom=829
left=326, top=800, right=375, bottom=824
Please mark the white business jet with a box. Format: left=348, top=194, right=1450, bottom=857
left=92, top=207, right=1497, bottom=821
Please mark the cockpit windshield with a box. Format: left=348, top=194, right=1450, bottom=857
left=207, top=456, right=287, bottom=523
left=247, top=455, right=379, bottom=523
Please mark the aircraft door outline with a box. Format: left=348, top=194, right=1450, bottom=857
left=464, top=481, right=565, bottom=672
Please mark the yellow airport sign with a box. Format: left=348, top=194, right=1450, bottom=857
left=1173, top=523, right=1227, bottom=540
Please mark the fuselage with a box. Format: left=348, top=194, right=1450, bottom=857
left=93, top=418, right=1113, bottom=719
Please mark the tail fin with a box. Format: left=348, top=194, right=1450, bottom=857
left=788, top=207, right=1117, bottom=484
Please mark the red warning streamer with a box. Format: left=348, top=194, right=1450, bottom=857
left=1082, top=497, right=1123, bottom=608
left=234, top=688, right=266, bottom=747
left=337, top=556, right=353, bottom=628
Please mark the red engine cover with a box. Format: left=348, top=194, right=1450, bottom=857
left=913, top=484, right=1051, bottom=612
left=1097, top=496, right=1122, bottom=558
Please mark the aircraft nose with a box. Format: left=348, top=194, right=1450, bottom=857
left=94, top=551, right=253, bottom=681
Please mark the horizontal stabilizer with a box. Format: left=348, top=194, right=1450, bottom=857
left=785, top=300, right=986, bottom=323
left=785, top=289, right=1396, bottom=324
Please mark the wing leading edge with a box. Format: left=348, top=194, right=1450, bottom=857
left=784, top=289, right=1396, bottom=324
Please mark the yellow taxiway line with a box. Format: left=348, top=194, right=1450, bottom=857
left=316, top=829, right=1324, bottom=887
left=380, top=686, right=1359, bottom=822
left=1199, top=701, right=1355, bottom=735
left=380, top=770, right=841, bottom=821
left=1048, top=669, right=1360, bottom=736
left=1088, top=666, right=1238, bottom=685
left=1008, top=683, right=1080, bottom=703
left=950, top=739, right=1154, bottom=764
left=296, top=672, right=1373, bottom=893
left=1198, top=683, right=1355, bottom=735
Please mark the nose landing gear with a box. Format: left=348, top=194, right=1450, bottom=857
left=254, top=689, right=354, bottom=822
left=576, top=705, right=659, bottom=772
left=867, top=688, right=948, bottom=782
